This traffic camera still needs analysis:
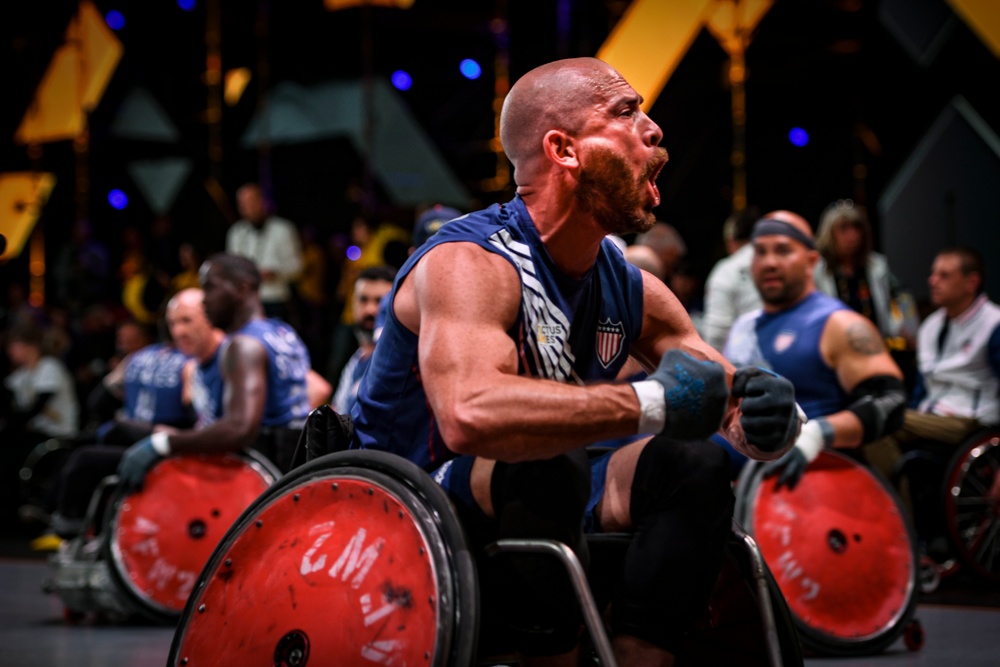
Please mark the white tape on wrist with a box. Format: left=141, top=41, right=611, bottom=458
left=795, top=419, right=825, bottom=463
left=150, top=431, right=172, bottom=456
left=632, top=380, right=666, bottom=435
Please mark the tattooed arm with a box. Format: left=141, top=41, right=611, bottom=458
left=817, top=309, right=904, bottom=448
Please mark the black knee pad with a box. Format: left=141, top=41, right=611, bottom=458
left=612, top=438, right=735, bottom=652
left=489, top=448, right=591, bottom=656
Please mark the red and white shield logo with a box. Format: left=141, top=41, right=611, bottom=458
left=596, top=318, right=625, bottom=368
left=774, top=330, right=796, bottom=353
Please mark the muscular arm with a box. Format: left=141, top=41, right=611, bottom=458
left=402, top=242, right=641, bottom=462
left=820, top=310, right=904, bottom=448
left=165, top=335, right=268, bottom=453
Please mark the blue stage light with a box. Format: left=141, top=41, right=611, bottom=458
left=177, top=0, right=196, bottom=11
left=346, top=245, right=362, bottom=261
left=391, top=70, right=412, bottom=91
left=789, top=127, right=809, bottom=147
left=459, top=59, right=482, bottom=80
left=108, top=189, right=128, bottom=210
left=105, top=10, right=125, bottom=31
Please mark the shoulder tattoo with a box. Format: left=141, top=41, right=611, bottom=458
left=845, top=322, right=884, bottom=356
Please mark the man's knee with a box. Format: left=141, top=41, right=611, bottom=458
left=630, top=438, right=733, bottom=522
left=491, top=448, right=591, bottom=536
left=487, top=449, right=592, bottom=656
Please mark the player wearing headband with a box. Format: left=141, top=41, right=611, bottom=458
left=724, top=210, right=907, bottom=488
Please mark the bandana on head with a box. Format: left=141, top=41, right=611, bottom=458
left=751, top=218, right=816, bottom=250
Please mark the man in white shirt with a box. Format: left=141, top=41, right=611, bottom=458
left=881, top=247, right=1000, bottom=447
left=226, top=183, right=303, bottom=319
left=703, top=207, right=762, bottom=351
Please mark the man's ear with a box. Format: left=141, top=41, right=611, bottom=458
left=542, top=129, right=579, bottom=169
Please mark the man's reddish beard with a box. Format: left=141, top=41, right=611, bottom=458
left=576, top=146, right=666, bottom=235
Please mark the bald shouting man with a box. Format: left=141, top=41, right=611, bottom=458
left=349, top=58, right=800, bottom=666
left=724, top=211, right=908, bottom=487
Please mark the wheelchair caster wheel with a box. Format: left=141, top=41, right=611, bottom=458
left=903, top=619, right=924, bottom=651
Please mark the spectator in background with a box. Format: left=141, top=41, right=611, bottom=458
left=1, top=325, right=79, bottom=532
left=411, top=204, right=463, bottom=253
left=226, top=183, right=303, bottom=320
left=331, top=266, right=396, bottom=416
left=328, top=214, right=417, bottom=382
left=634, top=221, right=686, bottom=282
left=171, top=242, right=203, bottom=294
left=814, top=199, right=918, bottom=348
left=623, top=244, right=665, bottom=282
left=670, top=260, right=705, bottom=336
left=874, top=248, right=999, bottom=449
left=702, top=206, right=762, bottom=351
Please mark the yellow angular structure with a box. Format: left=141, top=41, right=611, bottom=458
left=0, top=172, right=57, bottom=261
left=14, top=1, right=123, bottom=145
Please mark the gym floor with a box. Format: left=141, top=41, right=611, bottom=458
left=2, top=534, right=998, bottom=667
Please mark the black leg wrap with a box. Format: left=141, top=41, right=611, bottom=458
left=611, top=437, right=734, bottom=653
left=488, top=448, right=591, bottom=656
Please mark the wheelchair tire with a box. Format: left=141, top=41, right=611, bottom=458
left=942, top=430, right=1000, bottom=585
left=168, top=449, right=479, bottom=666
left=735, top=450, right=918, bottom=656
left=104, top=449, right=280, bottom=624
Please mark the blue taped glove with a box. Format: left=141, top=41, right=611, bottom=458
left=732, top=367, right=798, bottom=454
left=764, top=446, right=809, bottom=491
left=117, top=437, right=164, bottom=493
left=647, top=349, right=729, bottom=440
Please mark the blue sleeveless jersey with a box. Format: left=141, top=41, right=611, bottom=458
left=237, top=319, right=312, bottom=427
left=351, top=196, right=645, bottom=471
left=191, top=319, right=311, bottom=428
left=191, top=346, right=225, bottom=428
left=724, top=291, right=848, bottom=419
left=122, top=343, right=189, bottom=426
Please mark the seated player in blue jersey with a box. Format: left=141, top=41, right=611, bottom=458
left=91, top=333, right=196, bottom=446
left=117, top=254, right=316, bottom=490
left=50, top=288, right=226, bottom=537
left=348, top=58, right=800, bottom=666
left=724, top=211, right=908, bottom=489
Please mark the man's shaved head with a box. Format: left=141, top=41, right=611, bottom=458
left=500, top=58, right=625, bottom=174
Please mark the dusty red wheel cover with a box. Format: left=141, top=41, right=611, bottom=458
left=174, top=475, right=443, bottom=666
left=111, top=453, right=275, bottom=615
left=746, top=450, right=915, bottom=642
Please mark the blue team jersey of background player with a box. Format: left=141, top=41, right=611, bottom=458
left=351, top=195, right=645, bottom=470
left=192, top=318, right=312, bottom=428
left=122, top=343, right=189, bottom=425
left=725, top=290, right=849, bottom=419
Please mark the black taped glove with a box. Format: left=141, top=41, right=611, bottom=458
left=732, top=366, right=799, bottom=454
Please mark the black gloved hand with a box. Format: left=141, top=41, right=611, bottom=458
left=732, top=366, right=799, bottom=454
left=763, top=446, right=809, bottom=491
left=117, top=436, right=164, bottom=493
left=645, top=349, right=728, bottom=440
left=303, top=405, right=355, bottom=463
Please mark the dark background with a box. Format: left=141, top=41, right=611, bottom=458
left=2, top=0, right=998, bottom=295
